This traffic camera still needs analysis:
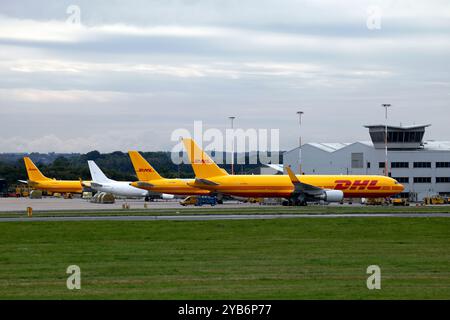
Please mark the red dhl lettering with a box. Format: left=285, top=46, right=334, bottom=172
left=335, top=180, right=382, bottom=191
left=335, top=180, right=352, bottom=190
left=349, top=180, right=370, bottom=190
left=28, top=168, right=37, bottom=171
left=367, top=180, right=382, bottom=190
left=138, top=168, right=152, bottom=172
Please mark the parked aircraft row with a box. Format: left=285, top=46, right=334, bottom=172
left=20, top=138, right=404, bottom=205
left=22, top=156, right=173, bottom=201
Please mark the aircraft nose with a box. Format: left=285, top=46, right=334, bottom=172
left=395, top=182, right=405, bottom=192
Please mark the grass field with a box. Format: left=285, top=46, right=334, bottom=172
left=0, top=216, right=449, bottom=300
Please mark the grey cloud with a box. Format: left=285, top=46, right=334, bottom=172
left=0, top=1, right=449, bottom=152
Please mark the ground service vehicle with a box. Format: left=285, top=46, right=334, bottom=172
left=180, top=196, right=217, bottom=206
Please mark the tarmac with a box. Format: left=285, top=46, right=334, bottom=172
left=0, top=197, right=246, bottom=212
left=1, top=197, right=449, bottom=223
left=1, top=213, right=450, bottom=222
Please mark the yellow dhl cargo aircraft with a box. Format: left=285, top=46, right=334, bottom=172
left=22, top=157, right=85, bottom=194
left=128, top=151, right=211, bottom=196
left=182, top=138, right=405, bottom=205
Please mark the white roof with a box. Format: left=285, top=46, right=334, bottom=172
left=298, top=140, right=450, bottom=153
left=364, top=124, right=431, bottom=130
left=423, top=141, right=450, bottom=151
left=307, top=143, right=352, bottom=152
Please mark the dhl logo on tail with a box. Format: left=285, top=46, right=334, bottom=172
left=194, top=159, right=213, bottom=164
left=128, top=151, right=162, bottom=181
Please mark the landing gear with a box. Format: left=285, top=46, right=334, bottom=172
left=295, top=199, right=308, bottom=206
left=282, top=199, right=308, bottom=206
left=215, top=193, right=224, bottom=205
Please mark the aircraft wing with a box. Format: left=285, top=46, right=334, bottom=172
left=265, top=164, right=284, bottom=173
left=187, top=178, right=219, bottom=188
left=285, top=166, right=324, bottom=196
left=19, top=179, right=39, bottom=187
left=194, top=178, right=219, bottom=186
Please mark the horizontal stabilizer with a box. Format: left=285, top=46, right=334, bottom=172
left=81, top=181, right=91, bottom=188
left=133, top=181, right=155, bottom=188
left=90, top=182, right=104, bottom=188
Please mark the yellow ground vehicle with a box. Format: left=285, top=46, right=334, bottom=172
left=366, top=198, right=387, bottom=206
left=15, top=185, right=31, bottom=197
left=391, top=198, right=409, bottom=206
left=246, top=197, right=263, bottom=204
left=180, top=196, right=198, bottom=206
left=423, top=196, right=445, bottom=205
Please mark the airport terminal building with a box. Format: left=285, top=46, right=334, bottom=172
left=283, top=124, right=450, bottom=202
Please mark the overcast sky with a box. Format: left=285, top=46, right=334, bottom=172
left=0, top=0, right=449, bottom=153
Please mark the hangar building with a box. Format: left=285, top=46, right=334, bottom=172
left=283, top=124, right=450, bottom=202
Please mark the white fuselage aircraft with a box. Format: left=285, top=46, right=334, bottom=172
left=88, top=161, right=174, bottom=200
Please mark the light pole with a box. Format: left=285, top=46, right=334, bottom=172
left=381, top=104, right=391, bottom=176
left=297, top=111, right=304, bottom=174
left=228, top=116, right=236, bottom=175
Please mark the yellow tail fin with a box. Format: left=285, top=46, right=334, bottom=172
left=128, top=151, right=163, bottom=181
left=23, top=157, right=51, bottom=181
left=182, top=138, right=228, bottom=179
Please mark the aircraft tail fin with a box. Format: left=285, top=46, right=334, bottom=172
left=128, top=151, right=163, bottom=181
left=23, top=157, right=51, bottom=181
left=88, top=161, right=113, bottom=183
left=182, top=138, right=229, bottom=179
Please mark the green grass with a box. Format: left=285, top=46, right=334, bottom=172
left=0, top=218, right=449, bottom=299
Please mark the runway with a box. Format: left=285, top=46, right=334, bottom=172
left=0, top=197, right=253, bottom=212
left=1, top=213, right=449, bottom=222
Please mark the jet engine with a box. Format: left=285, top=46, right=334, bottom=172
left=319, top=190, right=344, bottom=203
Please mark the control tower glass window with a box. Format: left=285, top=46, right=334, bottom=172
left=366, top=125, right=430, bottom=150
left=369, top=130, right=425, bottom=144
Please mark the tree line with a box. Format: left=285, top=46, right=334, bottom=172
left=0, top=151, right=272, bottom=189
